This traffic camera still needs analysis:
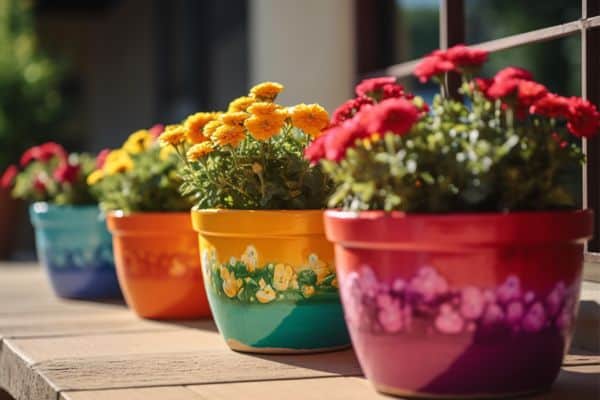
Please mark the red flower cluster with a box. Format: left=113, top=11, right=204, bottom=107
left=20, top=142, right=67, bottom=167
left=0, top=165, right=18, bottom=189
left=330, top=77, right=412, bottom=127
left=53, top=162, right=81, bottom=184
left=567, top=97, right=600, bottom=138
left=306, top=98, right=420, bottom=163
left=414, top=45, right=488, bottom=83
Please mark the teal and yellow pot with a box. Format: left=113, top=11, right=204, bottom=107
left=191, top=209, right=350, bottom=353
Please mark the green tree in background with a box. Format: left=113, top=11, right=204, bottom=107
left=0, top=0, right=70, bottom=170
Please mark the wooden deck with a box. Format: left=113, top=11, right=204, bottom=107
left=0, top=263, right=598, bottom=400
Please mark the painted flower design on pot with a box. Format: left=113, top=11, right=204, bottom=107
left=342, top=265, right=577, bottom=337
left=202, top=245, right=338, bottom=303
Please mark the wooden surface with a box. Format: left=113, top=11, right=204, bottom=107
left=0, top=263, right=598, bottom=400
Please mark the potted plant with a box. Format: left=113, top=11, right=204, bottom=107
left=90, top=125, right=210, bottom=320
left=161, top=82, right=350, bottom=353
left=308, top=45, right=598, bottom=397
left=1, top=142, right=121, bottom=299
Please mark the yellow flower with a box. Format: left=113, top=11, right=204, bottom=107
left=187, top=142, right=214, bottom=161
left=103, top=150, right=134, bottom=175
left=241, top=245, right=258, bottom=272
left=86, top=170, right=104, bottom=185
left=220, top=111, right=248, bottom=128
left=307, top=253, right=331, bottom=285
left=256, top=284, right=277, bottom=303
left=185, top=112, right=218, bottom=144
left=220, top=267, right=242, bottom=298
left=290, top=103, right=329, bottom=138
left=159, top=125, right=187, bottom=146
left=203, top=120, right=222, bottom=139
left=159, top=145, right=175, bottom=161
left=272, top=263, right=294, bottom=291
left=123, top=130, right=153, bottom=154
left=250, top=82, right=284, bottom=101
left=212, top=124, right=246, bottom=147
left=247, top=101, right=282, bottom=116
left=228, top=96, right=255, bottom=112
left=244, top=110, right=287, bottom=140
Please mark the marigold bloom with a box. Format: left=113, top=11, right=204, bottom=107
left=203, top=120, right=222, bottom=139
left=159, top=125, right=187, bottom=146
left=103, top=150, right=134, bottom=175
left=249, top=82, right=284, bottom=101
left=123, top=130, right=153, bottom=154
left=221, top=111, right=248, bottom=128
left=159, top=145, right=175, bottom=161
left=212, top=124, right=246, bottom=147
left=290, top=103, right=330, bottom=137
left=86, top=169, right=104, bottom=185
left=245, top=110, right=287, bottom=140
left=187, top=142, right=214, bottom=161
left=228, top=96, right=255, bottom=112
left=247, top=101, right=282, bottom=116
left=185, top=112, right=218, bottom=144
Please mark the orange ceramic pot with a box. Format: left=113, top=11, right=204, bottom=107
left=107, top=212, right=210, bottom=319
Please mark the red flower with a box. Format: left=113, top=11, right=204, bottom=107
left=365, top=98, right=420, bottom=136
left=33, top=175, right=46, bottom=193
left=566, top=97, right=600, bottom=138
left=0, top=165, right=18, bottom=189
left=304, top=134, right=327, bottom=164
left=324, top=119, right=367, bottom=162
left=474, top=78, right=493, bottom=94
left=445, top=45, right=488, bottom=70
left=355, top=77, right=397, bottom=97
left=53, top=162, right=81, bottom=184
left=382, top=83, right=411, bottom=100
left=330, top=96, right=374, bottom=126
left=20, top=142, right=67, bottom=167
left=530, top=93, right=570, bottom=118
left=487, top=78, right=520, bottom=99
left=516, top=80, right=547, bottom=107
left=95, top=149, right=111, bottom=169
left=414, top=51, right=455, bottom=83
left=149, top=124, right=165, bottom=139
left=494, top=67, right=533, bottom=82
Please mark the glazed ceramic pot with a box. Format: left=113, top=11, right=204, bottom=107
left=107, top=212, right=209, bottom=319
left=191, top=209, right=350, bottom=353
left=29, top=202, right=121, bottom=299
left=325, top=210, right=593, bottom=398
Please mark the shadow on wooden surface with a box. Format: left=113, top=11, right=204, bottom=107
left=0, top=388, right=14, bottom=400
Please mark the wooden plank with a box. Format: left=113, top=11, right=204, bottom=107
left=7, top=328, right=222, bottom=364
left=188, top=377, right=386, bottom=400
left=12, top=349, right=360, bottom=398
left=61, top=387, right=204, bottom=400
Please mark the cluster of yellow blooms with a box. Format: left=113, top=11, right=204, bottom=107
left=87, top=129, right=160, bottom=185
left=159, top=82, right=330, bottom=162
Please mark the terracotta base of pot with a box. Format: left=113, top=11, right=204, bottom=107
left=226, top=338, right=350, bottom=354
left=374, top=383, right=544, bottom=399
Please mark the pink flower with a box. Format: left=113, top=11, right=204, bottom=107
left=460, top=286, right=485, bottom=320
left=445, top=45, right=488, bottom=70
left=435, top=304, right=464, bottom=334
left=149, top=124, right=165, bottom=139
left=0, top=165, right=18, bottom=189
left=409, top=266, right=449, bottom=302
left=497, top=275, right=521, bottom=304
left=355, top=77, right=397, bottom=97
left=506, top=301, right=525, bottom=325
left=483, top=303, right=505, bottom=325
left=95, top=149, right=111, bottom=169
left=377, top=294, right=404, bottom=333
left=414, top=51, right=455, bottom=83
left=522, top=302, right=546, bottom=333
left=365, top=98, right=419, bottom=136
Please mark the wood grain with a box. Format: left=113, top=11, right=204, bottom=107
left=61, top=387, right=204, bottom=400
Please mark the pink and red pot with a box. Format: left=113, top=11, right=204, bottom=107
left=325, top=209, right=593, bottom=398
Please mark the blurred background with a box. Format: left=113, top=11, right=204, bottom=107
left=0, top=0, right=581, bottom=259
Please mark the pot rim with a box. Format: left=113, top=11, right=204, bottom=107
left=107, top=210, right=194, bottom=235
left=30, top=201, right=100, bottom=213
left=191, top=208, right=326, bottom=237
left=324, top=208, right=594, bottom=248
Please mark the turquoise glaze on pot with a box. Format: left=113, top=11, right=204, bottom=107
left=205, top=289, right=348, bottom=352
left=30, top=202, right=121, bottom=299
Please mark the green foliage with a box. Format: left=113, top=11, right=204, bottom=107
left=92, top=147, right=193, bottom=213
left=324, top=87, right=584, bottom=213
left=0, top=0, right=70, bottom=170
left=179, top=127, right=331, bottom=210
left=12, top=154, right=96, bottom=205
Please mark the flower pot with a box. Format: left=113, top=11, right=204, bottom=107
left=324, top=209, right=593, bottom=398
left=29, top=202, right=121, bottom=299
left=107, top=212, right=209, bottom=319
left=191, top=209, right=350, bottom=353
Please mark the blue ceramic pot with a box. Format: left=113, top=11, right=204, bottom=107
left=29, top=202, right=121, bottom=299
